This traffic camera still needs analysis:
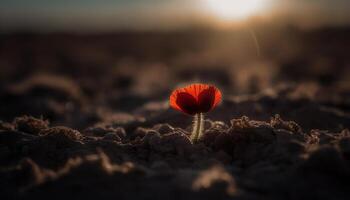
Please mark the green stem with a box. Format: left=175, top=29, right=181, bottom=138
left=191, top=113, right=204, bottom=143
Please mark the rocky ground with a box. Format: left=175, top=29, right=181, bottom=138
left=1, top=84, right=350, bottom=199
left=1, top=29, right=350, bottom=199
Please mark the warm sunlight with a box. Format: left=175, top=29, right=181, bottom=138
left=203, top=0, right=269, bottom=21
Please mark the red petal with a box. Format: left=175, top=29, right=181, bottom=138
left=170, top=90, right=183, bottom=112
left=175, top=92, right=199, bottom=115
left=198, top=86, right=216, bottom=112
left=212, top=86, right=222, bottom=108
left=183, top=84, right=208, bottom=101
left=170, top=83, right=222, bottom=115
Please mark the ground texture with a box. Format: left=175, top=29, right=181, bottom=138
left=1, top=84, right=350, bottom=199
left=1, top=30, right=350, bottom=199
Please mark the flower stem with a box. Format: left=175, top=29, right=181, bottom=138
left=191, top=113, right=204, bottom=143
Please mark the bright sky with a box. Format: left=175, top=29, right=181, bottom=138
left=1, top=0, right=350, bottom=31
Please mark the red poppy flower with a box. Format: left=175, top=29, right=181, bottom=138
left=170, top=83, right=222, bottom=115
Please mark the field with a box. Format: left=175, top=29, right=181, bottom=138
left=1, top=26, right=350, bottom=199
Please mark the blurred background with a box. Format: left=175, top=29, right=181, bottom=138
left=1, top=0, right=350, bottom=128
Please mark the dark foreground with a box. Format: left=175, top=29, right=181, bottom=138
left=1, top=28, right=350, bottom=199
left=1, top=86, right=350, bottom=199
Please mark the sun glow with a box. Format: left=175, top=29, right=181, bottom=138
left=203, top=0, right=268, bottom=21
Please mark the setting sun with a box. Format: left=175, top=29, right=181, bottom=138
left=203, top=0, right=268, bottom=21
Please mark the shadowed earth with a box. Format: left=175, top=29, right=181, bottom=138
left=0, top=28, right=350, bottom=199
left=1, top=88, right=350, bottom=199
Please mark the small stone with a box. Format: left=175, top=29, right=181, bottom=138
left=103, top=132, right=121, bottom=141
left=14, top=116, right=49, bottom=135
left=153, top=123, right=174, bottom=135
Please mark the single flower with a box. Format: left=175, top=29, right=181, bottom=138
left=170, top=83, right=222, bottom=115
left=169, top=83, right=222, bottom=143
